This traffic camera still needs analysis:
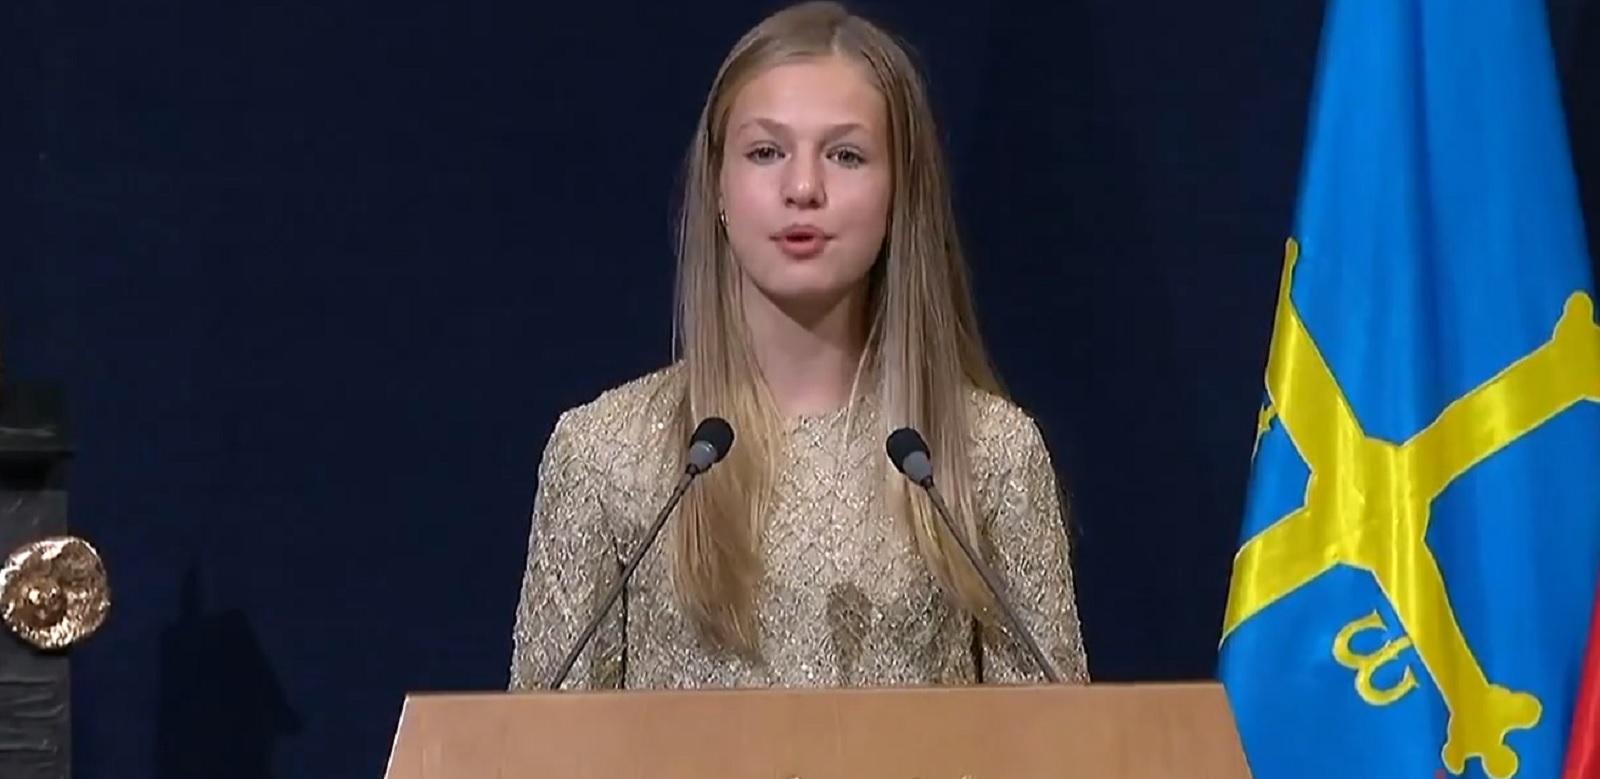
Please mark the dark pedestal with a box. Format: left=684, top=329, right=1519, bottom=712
left=0, top=384, right=72, bottom=779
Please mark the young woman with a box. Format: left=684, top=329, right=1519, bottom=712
left=509, top=0, right=1087, bottom=690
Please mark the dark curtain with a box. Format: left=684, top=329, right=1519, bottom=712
left=7, top=0, right=1597, bottom=775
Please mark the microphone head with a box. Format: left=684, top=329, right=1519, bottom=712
left=686, top=416, right=735, bottom=473
left=886, top=427, right=934, bottom=486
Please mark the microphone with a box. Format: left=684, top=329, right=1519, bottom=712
left=886, top=427, right=1063, bottom=684
left=545, top=416, right=735, bottom=690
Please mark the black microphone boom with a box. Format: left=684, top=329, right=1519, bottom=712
left=544, top=417, right=734, bottom=690
left=886, top=427, right=1064, bottom=684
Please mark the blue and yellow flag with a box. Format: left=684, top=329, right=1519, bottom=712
left=1217, top=0, right=1600, bottom=777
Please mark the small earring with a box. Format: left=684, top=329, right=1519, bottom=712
left=718, top=210, right=728, bottom=227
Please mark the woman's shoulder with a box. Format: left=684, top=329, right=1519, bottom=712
left=543, top=364, right=684, bottom=469
left=963, top=385, right=1051, bottom=461
left=961, top=386, right=1070, bottom=526
left=559, top=363, right=683, bottom=426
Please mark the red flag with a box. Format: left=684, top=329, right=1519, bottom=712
left=1566, top=585, right=1600, bottom=779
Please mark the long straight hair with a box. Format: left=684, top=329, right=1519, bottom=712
left=670, top=0, right=1006, bottom=652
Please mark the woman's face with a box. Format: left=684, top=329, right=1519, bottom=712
left=719, top=54, right=892, bottom=313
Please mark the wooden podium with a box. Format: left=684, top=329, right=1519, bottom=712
left=384, top=682, right=1251, bottom=778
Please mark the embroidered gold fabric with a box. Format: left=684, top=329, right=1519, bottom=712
left=508, top=366, right=1089, bottom=691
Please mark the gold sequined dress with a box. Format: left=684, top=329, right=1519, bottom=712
left=508, top=366, right=1089, bottom=690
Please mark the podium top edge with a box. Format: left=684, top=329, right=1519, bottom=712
left=399, top=680, right=1226, bottom=705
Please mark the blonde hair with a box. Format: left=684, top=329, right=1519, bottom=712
left=671, top=0, right=1005, bottom=651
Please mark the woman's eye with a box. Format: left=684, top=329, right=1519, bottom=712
left=747, top=145, right=783, bottom=163
left=830, top=148, right=866, bottom=167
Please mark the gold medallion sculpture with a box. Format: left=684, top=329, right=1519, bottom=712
left=0, top=326, right=111, bottom=650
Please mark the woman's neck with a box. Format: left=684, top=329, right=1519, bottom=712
left=740, top=279, right=870, bottom=419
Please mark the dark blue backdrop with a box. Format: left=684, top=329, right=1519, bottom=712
left=9, top=0, right=1599, bottom=776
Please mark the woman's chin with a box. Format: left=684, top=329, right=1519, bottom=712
left=747, top=277, right=868, bottom=318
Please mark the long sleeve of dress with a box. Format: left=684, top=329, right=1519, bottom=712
left=978, top=416, right=1091, bottom=684
left=507, top=410, right=625, bottom=691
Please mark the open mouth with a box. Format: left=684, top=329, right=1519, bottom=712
left=775, top=226, right=829, bottom=258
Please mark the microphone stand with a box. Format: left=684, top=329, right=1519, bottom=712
left=544, top=469, right=696, bottom=690
left=919, top=480, right=1063, bottom=684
